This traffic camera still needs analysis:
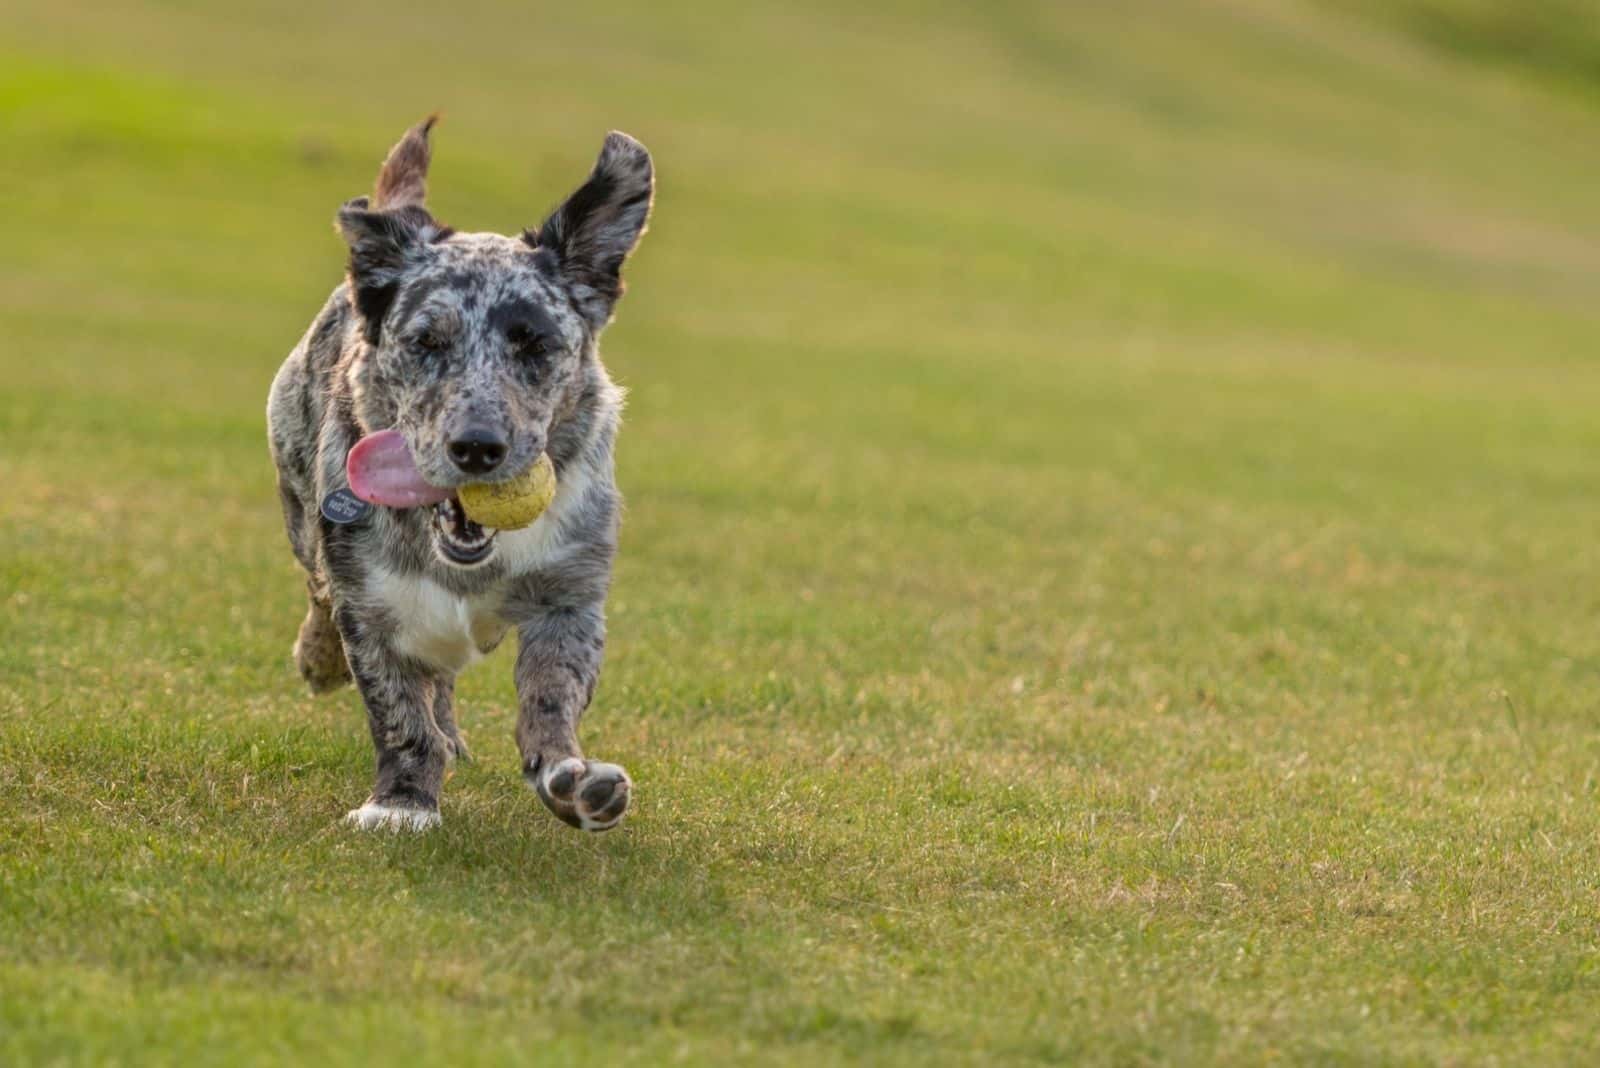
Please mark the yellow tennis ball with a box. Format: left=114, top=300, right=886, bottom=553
left=458, top=453, right=557, bottom=530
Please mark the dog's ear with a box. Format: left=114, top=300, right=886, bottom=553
left=526, top=131, right=654, bottom=330
left=373, top=115, right=437, bottom=210
left=335, top=199, right=441, bottom=346
left=331, top=116, right=442, bottom=345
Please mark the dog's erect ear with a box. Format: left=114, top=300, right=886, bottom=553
left=373, top=115, right=437, bottom=211
left=332, top=116, right=442, bottom=345
left=527, top=131, right=654, bottom=330
left=335, top=199, right=441, bottom=345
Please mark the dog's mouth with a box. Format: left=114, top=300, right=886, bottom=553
left=431, top=497, right=496, bottom=565
left=345, top=430, right=501, bottom=566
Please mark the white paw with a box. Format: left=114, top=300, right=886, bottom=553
left=343, top=800, right=441, bottom=832
left=527, top=756, right=632, bottom=831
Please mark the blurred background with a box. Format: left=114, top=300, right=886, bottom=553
left=5, top=1, right=1600, bottom=1062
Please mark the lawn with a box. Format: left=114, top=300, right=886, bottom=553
left=4, top=0, right=1600, bottom=1063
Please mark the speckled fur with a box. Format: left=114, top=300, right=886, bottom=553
left=266, top=118, right=652, bottom=831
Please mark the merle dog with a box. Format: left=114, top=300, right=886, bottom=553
left=266, top=118, right=652, bottom=831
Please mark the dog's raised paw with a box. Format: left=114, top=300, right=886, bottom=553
left=441, top=728, right=471, bottom=765
left=343, top=799, right=441, bottom=832
left=294, top=605, right=352, bottom=694
left=526, top=756, right=631, bottom=832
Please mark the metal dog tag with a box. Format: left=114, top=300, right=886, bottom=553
left=320, top=488, right=373, bottom=525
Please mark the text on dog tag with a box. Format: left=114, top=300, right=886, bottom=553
left=320, top=488, right=373, bottom=525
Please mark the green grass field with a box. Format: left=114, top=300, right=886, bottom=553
left=5, top=1, right=1600, bottom=1062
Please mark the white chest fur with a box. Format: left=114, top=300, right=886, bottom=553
left=368, top=567, right=509, bottom=673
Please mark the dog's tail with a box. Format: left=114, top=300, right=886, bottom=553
left=372, top=113, right=439, bottom=211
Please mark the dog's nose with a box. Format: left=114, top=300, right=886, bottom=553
left=448, top=429, right=508, bottom=475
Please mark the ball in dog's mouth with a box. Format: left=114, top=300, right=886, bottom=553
left=431, top=496, right=496, bottom=565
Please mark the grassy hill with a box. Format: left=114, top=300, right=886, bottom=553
left=4, top=0, right=1600, bottom=1062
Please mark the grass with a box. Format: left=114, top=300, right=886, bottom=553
left=1327, top=0, right=1600, bottom=96
left=4, top=0, right=1600, bottom=1062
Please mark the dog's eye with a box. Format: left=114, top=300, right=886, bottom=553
left=507, top=324, right=551, bottom=356
left=415, top=330, right=451, bottom=353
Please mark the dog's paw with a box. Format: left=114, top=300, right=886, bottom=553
left=526, top=756, right=631, bottom=832
left=441, top=727, right=471, bottom=764
left=343, top=799, right=441, bottom=832
left=294, top=612, right=352, bottom=694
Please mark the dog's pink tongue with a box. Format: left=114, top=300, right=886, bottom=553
left=346, top=430, right=454, bottom=509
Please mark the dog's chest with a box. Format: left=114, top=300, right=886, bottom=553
left=368, top=568, right=509, bottom=673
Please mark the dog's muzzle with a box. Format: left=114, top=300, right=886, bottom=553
left=430, top=496, right=496, bottom=565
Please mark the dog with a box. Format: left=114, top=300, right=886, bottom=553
left=266, top=117, right=653, bottom=831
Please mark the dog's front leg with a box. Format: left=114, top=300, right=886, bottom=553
left=514, top=605, right=631, bottom=831
left=334, top=607, right=449, bottom=831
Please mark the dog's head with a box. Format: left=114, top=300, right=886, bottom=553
left=337, top=117, right=652, bottom=489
